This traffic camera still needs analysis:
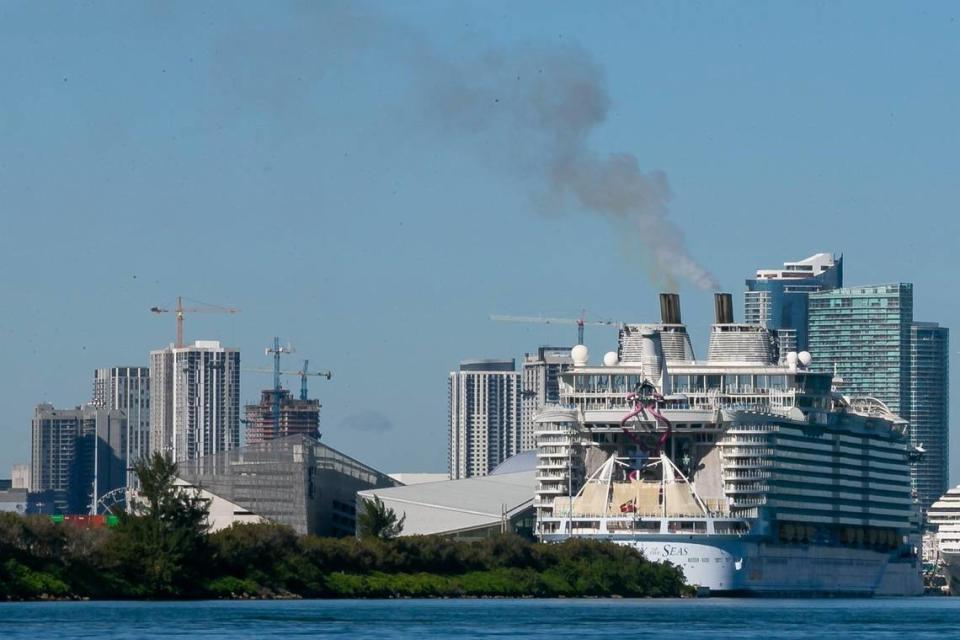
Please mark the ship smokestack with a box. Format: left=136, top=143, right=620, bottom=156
left=714, top=292, right=734, bottom=324
left=659, top=293, right=682, bottom=325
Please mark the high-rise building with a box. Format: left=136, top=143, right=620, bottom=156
left=93, top=367, right=150, bottom=485
left=745, top=253, right=843, bottom=353
left=30, top=403, right=126, bottom=514
left=808, top=284, right=913, bottom=415
left=908, top=322, right=949, bottom=511
left=149, top=340, right=240, bottom=463
left=448, top=359, right=520, bottom=480
left=808, top=284, right=950, bottom=511
left=245, top=389, right=321, bottom=444
left=520, top=347, right=572, bottom=452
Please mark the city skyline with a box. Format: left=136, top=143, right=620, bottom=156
left=1, top=2, right=958, bottom=480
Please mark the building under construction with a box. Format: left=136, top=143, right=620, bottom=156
left=244, top=389, right=321, bottom=444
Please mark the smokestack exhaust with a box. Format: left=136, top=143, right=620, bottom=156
left=659, top=293, right=682, bottom=325
left=714, top=292, right=734, bottom=324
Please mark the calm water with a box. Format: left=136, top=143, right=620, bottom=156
left=0, top=598, right=957, bottom=639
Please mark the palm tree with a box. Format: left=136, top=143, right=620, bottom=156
left=357, top=495, right=405, bottom=539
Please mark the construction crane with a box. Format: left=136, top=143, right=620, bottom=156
left=294, top=359, right=332, bottom=400
left=490, top=311, right=620, bottom=345
left=150, top=296, right=240, bottom=348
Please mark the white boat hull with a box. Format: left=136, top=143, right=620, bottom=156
left=545, top=534, right=923, bottom=596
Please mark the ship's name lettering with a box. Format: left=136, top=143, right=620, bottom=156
left=663, top=545, right=689, bottom=557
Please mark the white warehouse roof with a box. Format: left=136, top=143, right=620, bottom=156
left=357, top=468, right=535, bottom=537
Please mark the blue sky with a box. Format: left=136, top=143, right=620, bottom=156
left=1, top=1, right=957, bottom=479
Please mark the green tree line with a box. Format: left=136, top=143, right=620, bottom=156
left=0, top=454, right=689, bottom=600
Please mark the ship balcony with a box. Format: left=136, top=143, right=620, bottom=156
left=538, top=461, right=569, bottom=470
left=722, top=436, right=773, bottom=445
left=729, top=497, right=767, bottom=507
left=536, top=472, right=567, bottom=481
left=722, top=470, right=771, bottom=480
left=536, top=486, right=565, bottom=495
left=721, top=459, right=773, bottom=469
left=726, top=425, right=781, bottom=434
left=724, top=483, right=769, bottom=494
left=718, top=447, right=775, bottom=457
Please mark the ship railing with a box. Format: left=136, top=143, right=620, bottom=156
left=729, top=497, right=767, bottom=506
left=718, top=447, right=775, bottom=456
left=722, top=470, right=770, bottom=479
left=724, top=483, right=770, bottom=493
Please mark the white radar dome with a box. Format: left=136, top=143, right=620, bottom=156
left=798, top=351, right=812, bottom=367
left=785, top=351, right=799, bottom=369
left=571, top=345, right=589, bottom=367
left=603, top=351, right=619, bottom=367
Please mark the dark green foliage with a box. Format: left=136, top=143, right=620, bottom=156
left=356, top=496, right=405, bottom=539
left=0, top=483, right=689, bottom=600
left=102, top=452, right=211, bottom=597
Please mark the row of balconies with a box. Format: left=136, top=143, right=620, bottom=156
left=724, top=483, right=770, bottom=494
left=718, top=447, right=776, bottom=457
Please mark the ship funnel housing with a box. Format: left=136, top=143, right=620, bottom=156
left=714, top=292, right=735, bottom=324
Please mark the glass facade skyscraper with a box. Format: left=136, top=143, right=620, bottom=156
left=808, top=284, right=949, bottom=511
left=908, top=322, right=949, bottom=511
left=745, top=253, right=843, bottom=353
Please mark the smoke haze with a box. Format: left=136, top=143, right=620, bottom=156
left=214, top=3, right=719, bottom=290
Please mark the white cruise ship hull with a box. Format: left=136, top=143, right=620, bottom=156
left=544, top=534, right=923, bottom=596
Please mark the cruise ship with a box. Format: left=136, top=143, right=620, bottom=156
left=534, top=293, right=923, bottom=596
left=927, top=487, right=960, bottom=594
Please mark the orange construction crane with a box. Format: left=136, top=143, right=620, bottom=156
left=150, top=296, right=240, bottom=348
left=490, top=311, right=619, bottom=344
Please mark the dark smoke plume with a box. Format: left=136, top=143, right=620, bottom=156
left=213, top=3, right=719, bottom=290
left=417, top=45, right=719, bottom=290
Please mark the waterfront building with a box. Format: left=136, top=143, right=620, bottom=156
left=744, top=253, right=842, bottom=353
left=176, top=434, right=396, bottom=536
left=448, top=359, right=520, bottom=480
left=359, top=452, right=536, bottom=539
left=520, top=347, right=573, bottom=453
left=244, top=389, right=320, bottom=444
left=30, top=403, right=126, bottom=514
left=93, top=366, right=150, bottom=485
left=149, top=340, right=240, bottom=463
left=908, top=322, right=949, bottom=511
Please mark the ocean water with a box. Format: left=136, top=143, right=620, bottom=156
left=0, top=598, right=956, bottom=639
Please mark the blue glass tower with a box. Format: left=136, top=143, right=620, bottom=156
left=744, top=253, right=843, bottom=353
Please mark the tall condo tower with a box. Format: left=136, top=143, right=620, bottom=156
left=520, top=347, right=573, bottom=452
left=908, top=322, right=949, bottom=511
left=30, top=403, right=126, bottom=514
left=93, top=367, right=150, bottom=485
left=808, top=283, right=950, bottom=511
left=808, top=284, right=913, bottom=416
left=745, top=253, right=842, bottom=353
left=149, top=340, right=240, bottom=463
left=448, top=359, right=520, bottom=480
